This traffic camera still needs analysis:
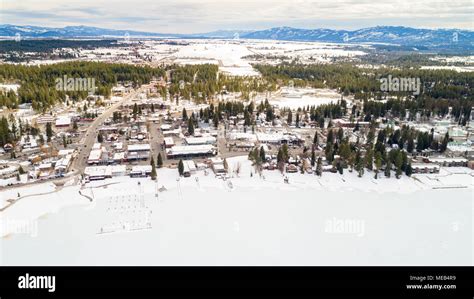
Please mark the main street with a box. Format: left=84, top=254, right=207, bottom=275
left=70, top=87, right=143, bottom=174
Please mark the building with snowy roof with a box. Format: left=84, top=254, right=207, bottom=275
left=166, top=144, right=216, bottom=159
left=185, top=136, right=216, bottom=145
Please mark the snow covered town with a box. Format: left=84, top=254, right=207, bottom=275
left=0, top=36, right=473, bottom=266
left=1, top=79, right=473, bottom=190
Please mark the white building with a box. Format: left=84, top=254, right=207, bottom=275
left=166, top=144, right=216, bottom=159
left=185, top=136, right=216, bottom=145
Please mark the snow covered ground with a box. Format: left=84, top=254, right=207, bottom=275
left=0, top=156, right=472, bottom=266
left=12, top=39, right=370, bottom=76
left=420, top=66, right=474, bottom=72
left=269, top=88, right=346, bottom=109
left=171, top=40, right=260, bottom=76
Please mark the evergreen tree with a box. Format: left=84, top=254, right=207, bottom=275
left=327, top=129, right=334, bottom=144
left=395, top=151, right=403, bottom=178
left=244, top=110, right=251, bottom=126
left=259, top=146, right=266, bottom=162
left=355, top=150, right=364, bottom=177
left=223, top=158, right=229, bottom=171
left=277, top=147, right=284, bottom=163
left=178, top=159, right=184, bottom=176
left=150, top=156, right=157, bottom=180
left=213, top=114, right=219, bottom=128
left=325, top=143, right=333, bottom=162
left=18, top=165, right=25, bottom=174
left=187, top=118, right=194, bottom=135
left=281, top=144, right=289, bottom=162
left=365, top=147, right=373, bottom=170
left=72, top=120, right=78, bottom=131
left=405, top=162, right=413, bottom=176
left=311, top=149, right=316, bottom=166
left=287, top=110, right=293, bottom=125
left=63, top=135, right=67, bottom=148
left=182, top=108, right=188, bottom=120
left=336, top=160, right=344, bottom=175
left=313, top=132, right=318, bottom=145
left=157, top=153, right=163, bottom=168
left=132, top=103, right=138, bottom=116
left=46, top=122, right=53, bottom=142
left=440, top=132, right=449, bottom=152
left=374, top=151, right=382, bottom=179
left=97, top=133, right=103, bottom=143
left=327, top=119, right=333, bottom=128
left=385, top=160, right=392, bottom=178
left=316, top=157, right=322, bottom=176
left=407, top=137, right=414, bottom=153
left=337, top=128, right=344, bottom=141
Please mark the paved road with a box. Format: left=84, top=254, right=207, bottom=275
left=70, top=88, right=143, bottom=174
left=148, top=119, right=166, bottom=165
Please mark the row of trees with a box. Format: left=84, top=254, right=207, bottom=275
left=0, top=62, right=165, bottom=111
left=254, top=63, right=473, bottom=124
left=0, top=114, right=46, bottom=147
left=254, top=62, right=474, bottom=101
left=247, top=120, right=450, bottom=180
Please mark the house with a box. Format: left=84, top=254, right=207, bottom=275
left=87, top=149, right=102, bottom=165
left=37, top=162, right=54, bottom=178
left=166, top=144, right=216, bottom=159
left=427, top=157, right=468, bottom=167
left=184, top=136, right=216, bottom=145
left=412, top=163, right=440, bottom=174
left=210, top=157, right=226, bottom=174
left=183, top=160, right=197, bottom=176
left=160, top=124, right=172, bottom=131
left=112, top=86, right=126, bottom=97
left=182, top=162, right=191, bottom=177
left=55, top=116, right=71, bottom=128
left=468, top=160, right=474, bottom=170
left=130, top=165, right=152, bottom=177
left=84, top=166, right=107, bottom=181
left=36, top=115, right=55, bottom=125
left=163, top=137, right=175, bottom=148
left=113, top=152, right=126, bottom=163
left=286, top=164, right=298, bottom=173
left=127, top=143, right=150, bottom=160
left=54, top=154, right=72, bottom=175
left=162, top=129, right=182, bottom=137
left=84, top=165, right=126, bottom=180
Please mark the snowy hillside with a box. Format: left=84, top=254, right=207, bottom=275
left=1, top=24, right=472, bottom=52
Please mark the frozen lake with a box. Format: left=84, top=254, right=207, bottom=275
left=1, top=156, right=472, bottom=265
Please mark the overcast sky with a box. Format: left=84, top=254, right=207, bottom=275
left=1, top=0, right=473, bottom=33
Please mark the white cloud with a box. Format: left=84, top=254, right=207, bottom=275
left=1, top=0, right=473, bottom=32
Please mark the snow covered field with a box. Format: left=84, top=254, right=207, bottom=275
left=171, top=40, right=260, bottom=76
left=269, top=88, right=345, bottom=109
left=14, top=39, right=370, bottom=76
left=246, top=40, right=368, bottom=63
left=420, top=66, right=474, bottom=72
left=0, top=156, right=472, bottom=266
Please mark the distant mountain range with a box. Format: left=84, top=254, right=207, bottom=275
left=1, top=24, right=472, bottom=52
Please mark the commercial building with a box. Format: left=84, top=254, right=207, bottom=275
left=166, top=145, right=216, bottom=159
